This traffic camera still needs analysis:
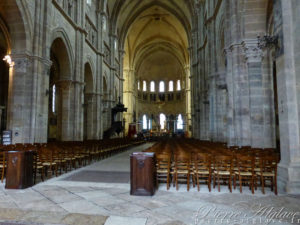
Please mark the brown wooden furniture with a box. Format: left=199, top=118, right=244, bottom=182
left=5, top=150, right=34, bottom=189
left=156, top=153, right=171, bottom=190
left=0, top=151, right=6, bottom=182
left=234, top=154, right=255, bottom=194
left=257, top=155, right=278, bottom=195
left=130, top=152, right=156, bottom=196
left=194, top=152, right=211, bottom=192
left=213, top=155, right=233, bottom=192
left=173, top=153, right=191, bottom=191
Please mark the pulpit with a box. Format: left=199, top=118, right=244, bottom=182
left=5, top=150, right=34, bottom=189
left=130, top=152, right=156, bottom=196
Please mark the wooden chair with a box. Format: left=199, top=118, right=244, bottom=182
left=257, top=155, right=278, bottom=195
left=0, top=151, right=6, bottom=183
left=234, top=154, right=255, bottom=194
left=194, top=152, right=211, bottom=192
left=213, top=155, right=233, bottom=192
left=156, top=153, right=171, bottom=190
left=38, top=147, right=58, bottom=178
left=32, top=150, right=45, bottom=183
left=173, top=153, right=191, bottom=191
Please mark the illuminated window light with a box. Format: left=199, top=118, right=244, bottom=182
left=159, top=81, right=165, bottom=92
left=150, top=81, right=155, bottom=92
left=143, top=115, right=147, bottom=130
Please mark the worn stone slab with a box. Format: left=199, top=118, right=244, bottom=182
left=104, top=216, right=146, bottom=225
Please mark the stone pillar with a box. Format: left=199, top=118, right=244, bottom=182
left=94, top=93, right=102, bottom=139
left=6, top=56, right=33, bottom=144
left=56, top=80, right=73, bottom=141
left=215, top=71, right=227, bottom=142
left=225, top=47, right=237, bottom=146
left=208, top=73, right=217, bottom=141
left=84, top=93, right=96, bottom=140
left=276, top=0, right=300, bottom=194
left=123, top=68, right=135, bottom=134
left=73, top=81, right=84, bottom=140
left=243, top=39, right=265, bottom=147
left=225, top=43, right=251, bottom=147
left=184, top=65, right=191, bottom=137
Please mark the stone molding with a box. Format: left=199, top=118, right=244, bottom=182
left=56, top=80, right=73, bottom=90
left=11, top=57, right=30, bottom=73
left=242, top=39, right=264, bottom=63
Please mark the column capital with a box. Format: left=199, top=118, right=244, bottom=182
left=9, top=55, right=31, bottom=73
left=242, top=39, right=263, bottom=63
left=56, top=80, right=73, bottom=90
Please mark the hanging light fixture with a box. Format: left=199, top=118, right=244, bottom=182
left=3, top=55, right=14, bottom=67
left=257, top=34, right=279, bottom=49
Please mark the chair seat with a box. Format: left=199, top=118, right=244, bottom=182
left=157, top=169, right=169, bottom=173
left=175, top=170, right=189, bottom=174
left=214, top=171, right=230, bottom=175
left=194, top=170, right=209, bottom=174
left=65, top=157, right=76, bottom=160
left=42, top=162, right=56, bottom=166
left=256, top=172, right=275, bottom=176
left=235, top=171, right=253, bottom=176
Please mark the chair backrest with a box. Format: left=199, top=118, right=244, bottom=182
left=194, top=152, right=211, bottom=171
left=156, top=153, right=171, bottom=171
left=260, top=155, right=278, bottom=173
left=174, top=153, right=191, bottom=170
left=214, top=155, right=233, bottom=172
left=236, top=154, right=254, bottom=173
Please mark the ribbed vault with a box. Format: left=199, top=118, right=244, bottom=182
left=113, top=0, right=193, bottom=134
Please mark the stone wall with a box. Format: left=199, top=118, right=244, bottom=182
left=190, top=0, right=300, bottom=194
left=0, top=0, right=122, bottom=143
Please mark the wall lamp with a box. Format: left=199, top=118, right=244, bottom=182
left=3, top=55, right=14, bottom=67
left=257, top=35, right=279, bottom=49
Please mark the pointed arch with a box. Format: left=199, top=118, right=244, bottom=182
left=84, top=62, right=94, bottom=93
left=0, top=0, right=30, bottom=53
left=50, top=28, right=74, bottom=78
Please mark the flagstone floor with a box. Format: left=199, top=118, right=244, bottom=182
left=0, top=143, right=299, bottom=225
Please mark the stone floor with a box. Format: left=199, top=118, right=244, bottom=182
left=0, top=143, right=299, bottom=225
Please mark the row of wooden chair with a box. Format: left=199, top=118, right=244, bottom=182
left=146, top=139, right=279, bottom=195
left=0, top=138, right=145, bottom=184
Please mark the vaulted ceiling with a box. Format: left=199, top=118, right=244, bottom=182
left=108, top=0, right=195, bottom=81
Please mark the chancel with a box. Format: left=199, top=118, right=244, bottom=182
left=0, top=0, right=300, bottom=225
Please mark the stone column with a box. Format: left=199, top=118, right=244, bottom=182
left=225, top=47, right=237, bottom=146
left=276, top=0, right=300, bottom=194
left=243, top=39, right=265, bottom=147
left=208, top=72, right=217, bottom=141
left=184, top=65, right=192, bottom=137
left=73, top=81, right=85, bottom=140
left=84, top=93, right=96, bottom=140
left=6, top=56, right=33, bottom=144
left=56, top=80, right=73, bottom=141
left=123, top=68, right=135, bottom=134
left=215, top=71, right=227, bottom=142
